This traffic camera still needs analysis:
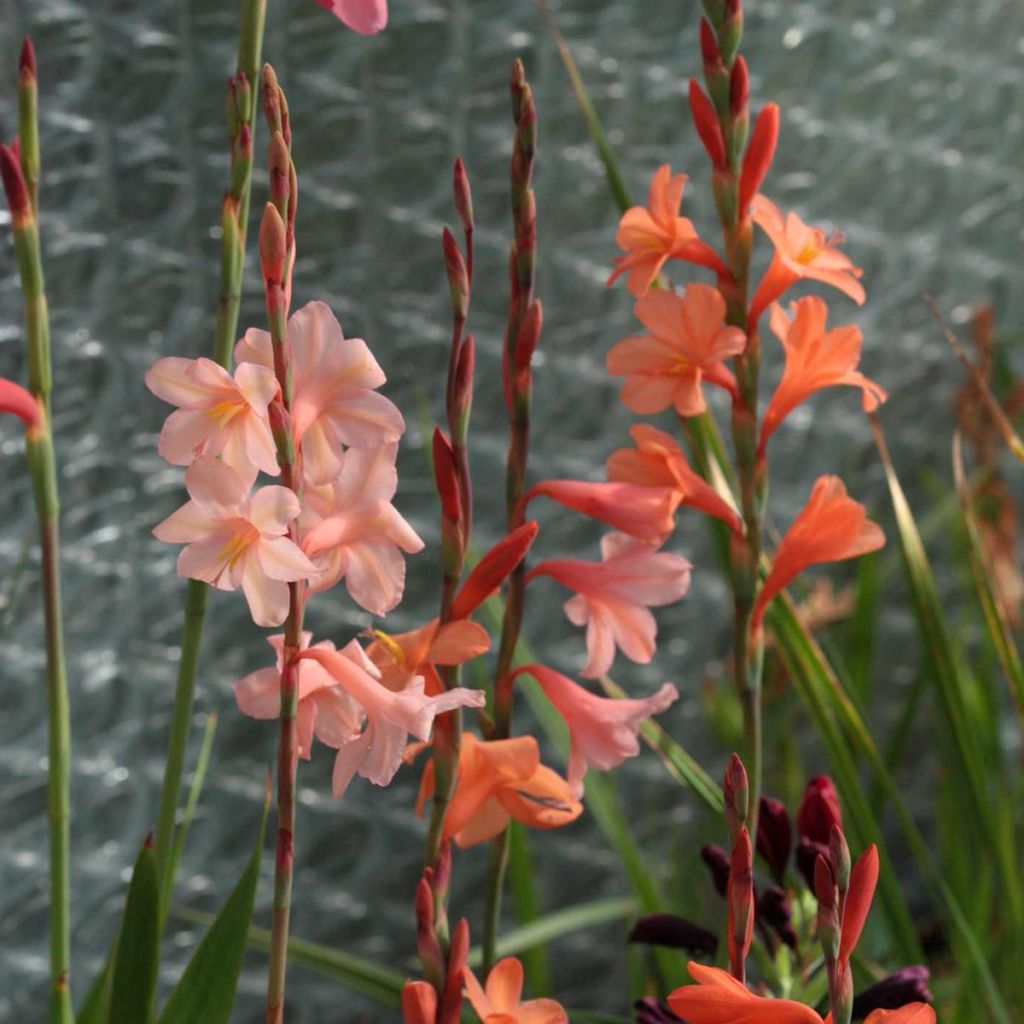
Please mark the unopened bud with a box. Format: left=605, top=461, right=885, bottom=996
left=628, top=914, right=718, bottom=957
left=514, top=299, right=542, bottom=374
left=829, top=823, right=851, bottom=895
left=259, top=202, right=287, bottom=285
left=433, top=428, right=462, bottom=527
left=757, top=885, right=797, bottom=950
left=815, top=855, right=840, bottom=962
left=738, top=103, right=779, bottom=215
left=268, top=131, right=291, bottom=215
left=796, top=836, right=830, bottom=891
left=798, top=775, right=843, bottom=846
left=723, top=753, right=749, bottom=839
left=0, top=144, right=32, bottom=228
left=688, top=79, right=727, bottom=170
left=700, top=843, right=730, bottom=898
left=19, top=37, right=36, bottom=81
left=453, top=156, right=473, bottom=237
left=699, top=18, right=720, bottom=66
left=727, top=827, right=754, bottom=976
left=730, top=57, right=749, bottom=118
left=401, top=981, right=437, bottom=1024
left=451, top=334, right=475, bottom=437
left=439, top=918, right=470, bottom=1024
left=414, top=876, right=444, bottom=988
left=756, top=795, right=792, bottom=883
left=719, top=0, right=743, bottom=65
left=442, top=227, right=469, bottom=321
left=261, top=63, right=283, bottom=134
left=852, top=966, right=933, bottom=1019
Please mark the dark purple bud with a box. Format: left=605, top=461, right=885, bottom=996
left=634, top=997, right=685, bottom=1024
left=797, top=775, right=843, bottom=846
left=757, top=885, right=797, bottom=951
left=852, top=966, right=933, bottom=1020
left=756, top=795, right=792, bottom=883
left=700, top=843, right=730, bottom=898
left=628, top=914, right=718, bottom=957
left=795, top=836, right=831, bottom=891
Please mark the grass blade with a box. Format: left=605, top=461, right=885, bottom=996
left=109, top=840, right=161, bottom=1024
left=506, top=822, right=552, bottom=994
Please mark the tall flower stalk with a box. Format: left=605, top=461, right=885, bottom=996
left=0, top=39, right=73, bottom=1024
left=484, top=57, right=541, bottom=976
left=152, top=0, right=267, bottom=908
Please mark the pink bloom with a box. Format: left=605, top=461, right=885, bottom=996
left=299, top=442, right=424, bottom=615
left=463, top=957, right=568, bottom=1024
left=234, top=632, right=365, bottom=759
left=153, top=455, right=318, bottom=627
left=236, top=301, right=404, bottom=485
left=527, top=479, right=677, bottom=547
left=607, top=283, right=746, bottom=417
left=527, top=532, right=692, bottom=678
left=145, top=356, right=278, bottom=484
left=315, top=0, right=388, bottom=34
left=759, top=297, right=887, bottom=452
left=515, top=664, right=678, bottom=796
left=0, top=377, right=43, bottom=434
left=299, top=643, right=485, bottom=797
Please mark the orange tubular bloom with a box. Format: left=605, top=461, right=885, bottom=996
left=748, top=195, right=865, bottom=331
left=415, top=733, right=582, bottom=847
left=450, top=520, right=539, bottom=620
left=608, top=164, right=729, bottom=297
left=608, top=423, right=744, bottom=535
left=463, top=957, right=568, bottom=1024
left=607, top=283, right=746, bottom=418
left=759, top=297, right=887, bottom=453
left=864, top=1007, right=935, bottom=1024
left=752, top=476, right=884, bottom=630
left=839, top=844, right=880, bottom=969
left=668, top=962, right=824, bottom=1024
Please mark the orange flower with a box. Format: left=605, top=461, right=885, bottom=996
left=607, top=283, right=746, bottom=418
left=759, top=298, right=886, bottom=452
left=668, top=962, right=823, bottom=1024
left=415, top=733, right=581, bottom=847
left=865, top=1007, right=935, bottom=1024
left=752, top=476, right=884, bottom=629
left=463, top=957, right=567, bottom=1024
left=608, top=164, right=728, bottom=297
left=608, top=423, right=743, bottom=535
left=749, top=195, right=865, bottom=331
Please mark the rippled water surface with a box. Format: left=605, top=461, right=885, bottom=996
left=1, top=0, right=1022, bottom=1020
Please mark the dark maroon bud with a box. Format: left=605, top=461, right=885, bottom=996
left=757, top=885, right=798, bottom=950
left=700, top=843, right=730, bottom=898
left=755, top=795, right=792, bottom=883
left=634, top=997, right=685, bottom=1024
left=797, top=775, right=843, bottom=846
left=852, top=966, right=933, bottom=1019
left=628, top=914, right=718, bottom=957
left=796, top=836, right=831, bottom=891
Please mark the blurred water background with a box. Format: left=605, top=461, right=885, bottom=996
left=0, top=0, right=1021, bottom=1019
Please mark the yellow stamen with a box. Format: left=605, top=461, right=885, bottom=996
left=219, top=524, right=258, bottom=568
left=370, top=629, right=406, bottom=666
left=206, top=396, right=244, bottom=427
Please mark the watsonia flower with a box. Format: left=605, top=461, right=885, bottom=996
left=315, top=0, right=388, bottom=34
left=463, top=957, right=567, bottom=1024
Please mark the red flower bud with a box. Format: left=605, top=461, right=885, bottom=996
left=432, top=428, right=462, bottom=527
left=453, top=156, right=474, bottom=237
left=0, top=378, right=44, bottom=435
left=798, top=775, right=843, bottom=847
left=700, top=843, right=731, bottom=899
left=688, top=80, right=727, bottom=170
left=757, top=885, right=798, bottom=950
left=259, top=202, right=287, bottom=286
left=738, top=103, right=779, bottom=215
left=628, top=914, right=718, bottom=957
left=730, top=56, right=749, bottom=118
left=828, top=822, right=851, bottom=894
left=723, top=753, right=749, bottom=839
left=514, top=299, right=542, bottom=373
left=699, top=18, right=721, bottom=66
left=450, top=334, right=475, bottom=428
left=727, top=827, right=754, bottom=978
left=19, top=37, right=36, bottom=82
left=439, top=918, right=470, bottom=1024
left=442, top=227, right=469, bottom=321
left=401, top=981, right=437, bottom=1024
left=795, top=836, right=830, bottom=891
left=451, top=520, right=539, bottom=620
left=0, top=144, right=31, bottom=228
left=755, top=795, right=792, bottom=883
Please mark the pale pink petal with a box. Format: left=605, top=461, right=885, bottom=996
left=234, top=327, right=274, bottom=370
left=342, top=541, right=408, bottom=616
left=359, top=719, right=409, bottom=787
left=234, top=666, right=282, bottom=719
left=153, top=500, right=211, bottom=544
left=321, top=389, right=405, bottom=449
left=332, top=731, right=371, bottom=797
left=240, top=560, right=291, bottom=627
left=176, top=534, right=232, bottom=586
left=249, top=485, right=301, bottom=534
left=146, top=356, right=226, bottom=407
left=185, top=455, right=249, bottom=511
left=300, top=417, right=344, bottom=487
left=157, top=409, right=214, bottom=466
left=257, top=535, right=320, bottom=582
left=296, top=701, right=317, bottom=760
left=311, top=687, right=365, bottom=748
left=234, top=361, right=278, bottom=413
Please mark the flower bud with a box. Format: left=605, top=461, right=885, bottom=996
left=401, top=980, right=437, bottom=1024
left=796, top=836, right=830, bottom=890
left=19, top=37, right=36, bottom=82
left=450, top=334, right=474, bottom=441
left=259, top=202, right=287, bottom=286
left=268, top=130, right=291, bottom=216
left=727, top=827, right=754, bottom=976
left=261, top=63, right=283, bottom=134
left=815, top=855, right=840, bottom=963
left=798, top=775, right=843, bottom=847
left=852, top=966, right=933, bottom=1019
left=0, top=377, right=44, bottom=435
left=628, top=914, right=718, bottom=956
left=688, top=79, right=727, bottom=170
left=0, top=143, right=32, bottom=228
left=453, top=156, right=474, bottom=237
left=829, top=823, right=851, bottom=896
left=432, top=428, right=462, bottom=529
left=730, top=56, right=749, bottom=118
left=514, top=299, right=542, bottom=375
left=718, top=0, right=743, bottom=65
left=757, top=885, right=797, bottom=950
left=723, top=753, right=749, bottom=840
left=738, top=103, right=779, bottom=215
left=700, top=843, right=730, bottom=898
left=451, top=520, right=538, bottom=620
left=442, top=227, right=469, bottom=322
left=414, top=876, right=444, bottom=989
left=439, top=918, right=470, bottom=1024
left=756, top=795, right=791, bottom=883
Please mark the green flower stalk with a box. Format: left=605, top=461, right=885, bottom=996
left=153, top=0, right=267, bottom=909
left=0, top=39, right=73, bottom=1023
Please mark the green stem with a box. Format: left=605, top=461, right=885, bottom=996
left=482, top=828, right=511, bottom=976
left=151, top=0, right=265, bottom=899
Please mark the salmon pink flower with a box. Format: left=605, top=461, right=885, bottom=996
left=415, top=733, right=582, bottom=847
left=153, top=456, right=318, bottom=626
left=145, top=356, right=278, bottom=484
left=608, top=164, right=728, bottom=297
left=316, top=0, right=387, bottom=34
left=527, top=479, right=676, bottom=546
left=300, top=642, right=484, bottom=797
left=607, top=283, right=746, bottom=417
left=0, top=377, right=43, bottom=435
left=515, top=664, right=678, bottom=796
left=752, top=475, right=884, bottom=629
left=527, top=532, right=692, bottom=678
left=236, top=301, right=404, bottom=485
left=300, top=442, right=424, bottom=615
left=234, top=632, right=365, bottom=758
left=463, top=957, right=567, bottom=1024
left=669, top=962, right=824, bottom=1023
left=759, top=298, right=887, bottom=453
left=608, top=423, right=743, bottom=535
left=864, top=1008, right=935, bottom=1024
left=749, top=195, right=865, bottom=330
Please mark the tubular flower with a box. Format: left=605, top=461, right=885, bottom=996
left=527, top=532, right=692, bottom=678
left=299, top=643, right=484, bottom=797
left=152, top=455, right=318, bottom=627
left=299, top=442, right=424, bottom=615
left=236, top=300, right=404, bottom=485
left=315, top=0, right=388, bottom=34
left=608, top=164, right=728, bottom=297
left=608, top=423, right=743, bottom=535
left=415, top=733, right=582, bottom=847
left=365, top=617, right=490, bottom=696
left=668, top=962, right=823, bottom=1024
left=749, top=195, right=865, bottom=330
left=759, top=298, right=887, bottom=452
left=0, top=377, right=44, bottom=434
left=234, top=633, right=365, bottom=759
left=527, top=479, right=676, bottom=547
left=515, top=664, right=678, bottom=796
left=463, top=958, right=568, bottom=1024
left=607, top=283, right=746, bottom=417
left=145, top=356, right=278, bottom=485
left=752, top=476, right=884, bottom=630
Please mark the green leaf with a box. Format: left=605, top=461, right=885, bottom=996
left=506, top=823, right=551, bottom=994
left=109, top=840, right=161, bottom=1024
left=158, top=778, right=270, bottom=1024
left=75, top=956, right=111, bottom=1024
